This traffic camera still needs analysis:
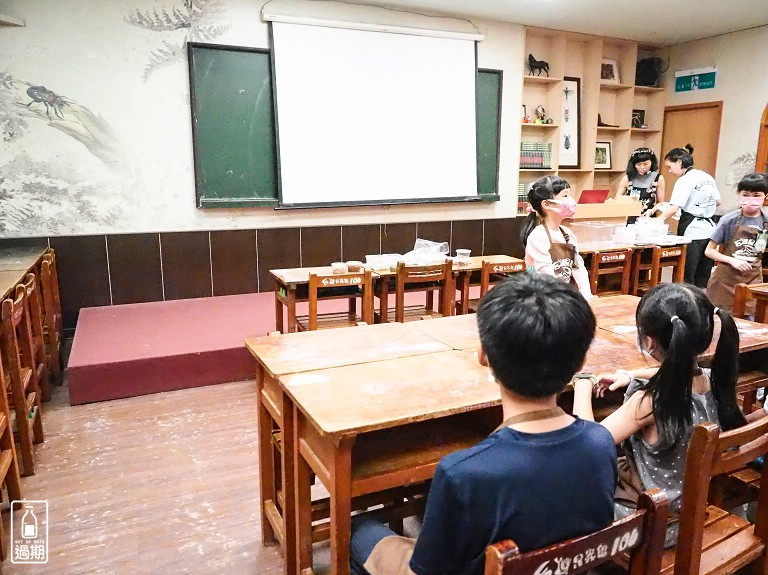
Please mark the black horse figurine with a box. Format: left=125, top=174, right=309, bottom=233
left=527, top=54, right=549, bottom=77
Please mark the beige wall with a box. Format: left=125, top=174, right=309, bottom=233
left=664, top=25, right=768, bottom=211
left=0, top=0, right=524, bottom=237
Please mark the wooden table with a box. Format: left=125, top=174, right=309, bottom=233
left=0, top=246, right=48, bottom=299
left=271, top=255, right=523, bottom=332
left=268, top=312, right=647, bottom=575
left=271, top=266, right=381, bottom=333
left=245, top=322, right=452, bottom=575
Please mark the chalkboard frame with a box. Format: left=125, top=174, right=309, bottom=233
left=188, top=42, right=280, bottom=208
left=188, top=43, right=502, bottom=209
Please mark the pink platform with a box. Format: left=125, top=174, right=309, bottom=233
left=67, top=293, right=276, bottom=405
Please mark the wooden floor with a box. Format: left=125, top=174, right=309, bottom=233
left=3, top=377, right=286, bottom=574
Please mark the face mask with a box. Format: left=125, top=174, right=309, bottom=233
left=740, top=197, right=765, bottom=212
left=546, top=197, right=577, bottom=218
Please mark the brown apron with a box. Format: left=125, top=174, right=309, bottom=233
left=362, top=408, right=566, bottom=575
left=706, top=210, right=766, bottom=313
left=543, top=225, right=578, bottom=288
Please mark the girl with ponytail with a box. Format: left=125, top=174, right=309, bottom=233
left=521, top=176, right=593, bottom=300
left=573, top=283, right=744, bottom=545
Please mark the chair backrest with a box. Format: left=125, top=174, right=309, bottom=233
left=40, top=251, right=63, bottom=333
left=0, top=293, right=35, bottom=397
left=675, top=418, right=768, bottom=575
left=652, top=245, right=686, bottom=283
left=479, top=260, right=525, bottom=298
left=307, top=269, right=373, bottom=330
left=395, top=261, right=453, bottom=322
left=485, top=489, right=668, bottom=575
left=588, top=248, right=633, bottom=295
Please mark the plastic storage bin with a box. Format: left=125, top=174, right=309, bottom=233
left=569, top=221, right=622, bottom=245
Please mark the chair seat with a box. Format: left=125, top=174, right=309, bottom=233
left=377, top=305, right=444, bottom=323
left=295, top=311, right=361, bottom=331
left=659, top=509, right=762, bottom=575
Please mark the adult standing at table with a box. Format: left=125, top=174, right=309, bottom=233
left=616, top=147, right=666, bottom=224
left=656, top=144, right=721, bottom=287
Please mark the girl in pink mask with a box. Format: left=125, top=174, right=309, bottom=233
left=704, top=172, right=768, bottom=313
left=521, top=176, right=593, bottom=299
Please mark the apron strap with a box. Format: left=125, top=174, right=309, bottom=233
left=492, top=407, right=566, bottom=434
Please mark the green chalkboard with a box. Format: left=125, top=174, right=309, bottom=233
left=476, top=69, right=502, bottom=201
left=188, top=43, right=279, bottom=208
left=188, top=44, right=501, bottom=207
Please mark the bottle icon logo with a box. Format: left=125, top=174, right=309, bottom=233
left=21, top=506, right=37, bottom=539
left=11, top=500, right=48, bottom=564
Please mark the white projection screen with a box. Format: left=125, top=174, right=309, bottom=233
left=270, top=22, right=479, bottom=206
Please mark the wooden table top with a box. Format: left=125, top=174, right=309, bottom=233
left=591, top=294, right=768, bottom=360
left=747, top=285, right=768, bottom=297
left=404, top=314, right=480, bottom=351
left=245, top=321, right=451, bottom=377
left=282, top=349, right=498, bottom=438
left=0, top=270, right=24, bottom=300
left=0, top=246, right=46, bottom=272
left=368, top=254, right=524, bottom=277
left=579, top=238, right=690, bottom=254
left=270, top=266, right=381, bottom=287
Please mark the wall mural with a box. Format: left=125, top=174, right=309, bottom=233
left=126, top=0, right=230, bottom=81
left=0, top=71, right=132, bottom=234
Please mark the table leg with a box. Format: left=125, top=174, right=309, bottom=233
left=257, top=365, right=277, bottom=545
left=329, top=436, right=354, bottom=575
left=281, top=392, right=297, bottom=575
left=456, top=271, right=469, bottom=315
left=379, top=280, right=390, bottom=323
left=756, top=298, right=768, bottom=324
left=295, top=410, right=315, bottom=575
left=287, top=289, right=297, bottom=333
left=275, top=292, right=285, bottom=334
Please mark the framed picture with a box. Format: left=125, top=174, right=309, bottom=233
left=631, top=109, right=646, bottom=128
left=595, top=142, right=612, bottom=169
left=558, top=77, right=581, bottom=168
left=601, top=59, right=620, bottom=84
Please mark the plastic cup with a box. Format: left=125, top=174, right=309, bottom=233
left=456, top=249, right=471, bottom=259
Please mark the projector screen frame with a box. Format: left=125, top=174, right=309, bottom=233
left=268, top=22, right=490, bottom=209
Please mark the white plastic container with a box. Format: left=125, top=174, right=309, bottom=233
left=365, top=253, right=402, bottom=271
left=570, top=221, right=622, bottom=245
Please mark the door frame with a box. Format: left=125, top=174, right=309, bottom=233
left=756, top=103, right=768, bottom=173
left=663, top=101, right=723, bottom=175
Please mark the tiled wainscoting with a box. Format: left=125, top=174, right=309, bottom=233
left=0, top=218, right=524, bottom=332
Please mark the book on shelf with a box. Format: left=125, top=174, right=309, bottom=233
left=519, top=142, right=552, bottom=169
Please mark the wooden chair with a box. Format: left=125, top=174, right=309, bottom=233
left=485, top=489, right=668, bottom=575
left=585, top=248, right=633, bottom=296
left=295, top=270, right=374, bottom=331
left=0, top=294, right=44, bottom=477
left=0, top=355, right=22, bottom=563
left=630, top=244, right=687, bottom=296
left=39, top=251, right=63, bottom=386
left=466, top=260, right=526, bottom=313
left=16, top=275, right=50, bottom=402
left=389, top=261, right=454, bottom=323
left=639, top=419, right=768, bottom=575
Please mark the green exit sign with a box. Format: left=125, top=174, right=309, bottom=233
left=675, top=67, right=717, bottom=92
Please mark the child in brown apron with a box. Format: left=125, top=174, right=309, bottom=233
left=521, top=176, right=594, bottom=300
left=704, top=173, right=768, bottom=313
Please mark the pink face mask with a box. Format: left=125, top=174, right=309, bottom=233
left=547, top=196, right=577, bottom=218
left=740, top=197, right=765, bottom=212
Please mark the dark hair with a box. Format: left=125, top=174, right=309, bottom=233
left=626, top=148, right=659, bottom=180
left=664, top=143, right=695, bottom=169
left=477, top=272, right=595, bottom=398
left=737, top=172, right=768, bottom=194
left=635, top=283, right=745, bottom=451
left=520, top=176, right=571, bottom=246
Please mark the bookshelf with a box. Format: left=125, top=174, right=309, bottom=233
left=518, top=28, right=666, bottom=215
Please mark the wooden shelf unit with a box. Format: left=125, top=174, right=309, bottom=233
left=520, top=27, right=665, bottom=205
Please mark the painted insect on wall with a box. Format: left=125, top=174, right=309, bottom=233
left=24, top=85, right=69, bottom=119
left=564, top=135, right=571, bottom=150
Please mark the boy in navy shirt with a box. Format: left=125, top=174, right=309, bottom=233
left=350, top=272, right=618, bottom=575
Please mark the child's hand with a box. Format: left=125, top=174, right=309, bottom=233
left=730, top=257, right=753, bottom=273
left=594, top=372, right=632, bottom=396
